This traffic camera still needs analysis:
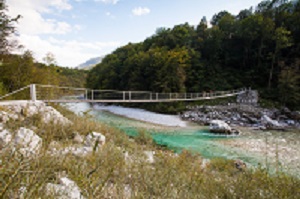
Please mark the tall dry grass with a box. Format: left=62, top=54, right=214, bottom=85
left=0, top=104, right=299, bottom=198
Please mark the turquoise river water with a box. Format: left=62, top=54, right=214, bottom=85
left=64, top=103, right=300, bottom=178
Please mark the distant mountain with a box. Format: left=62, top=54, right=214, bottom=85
left=77, top=56, right=103, bottom=70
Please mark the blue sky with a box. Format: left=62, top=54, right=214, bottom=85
left=7, top=0, right=263, bottom=67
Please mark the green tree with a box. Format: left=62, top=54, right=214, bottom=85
left=0, top=0, right=21, bottom=55
left=268, top=27, right=292, bottom=89
left=278, top=65, right=300, bottom=108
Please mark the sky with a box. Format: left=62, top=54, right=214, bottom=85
left=7, top=0, right=263, bottom=67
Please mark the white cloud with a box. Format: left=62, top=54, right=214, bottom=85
left=105, top=11, right=116, bottom=19
left=7, top=0, right=73, bottom=35
left=95, top=0, right=119, bottom=5
left=18, top=35, right=121, bottom=67
left=132, top=7, right=150, bottom=16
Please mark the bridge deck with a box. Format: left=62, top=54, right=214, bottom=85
left=42, top=93, right=239, bottom=103
left=0, top=84, right=247, bottom=103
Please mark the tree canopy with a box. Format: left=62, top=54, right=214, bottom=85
left=87, top=0, right=300, bottom=109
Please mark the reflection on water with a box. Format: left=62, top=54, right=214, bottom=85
left=63, top=103, right=300, bottom=178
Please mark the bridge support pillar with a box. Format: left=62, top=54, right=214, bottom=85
left=30, top=84, right=37, bottom=101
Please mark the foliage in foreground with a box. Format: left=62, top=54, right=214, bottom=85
left=0, top=105, right=300, bottom=198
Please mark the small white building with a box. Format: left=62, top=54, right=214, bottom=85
left=237, top=89, right=258, bottom=104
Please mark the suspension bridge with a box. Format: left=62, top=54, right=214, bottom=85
left=0, top=84, right=247, bottom=103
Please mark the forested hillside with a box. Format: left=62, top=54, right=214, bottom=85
left=0, top=53, right=87, bottom=96
left=87, top=0, right=300, bottom=109
left=0, top=1, right=87, bottom=96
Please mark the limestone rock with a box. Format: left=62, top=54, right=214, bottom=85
left=144, top=151, right=155, bottom=164
left=0, top=111, right=9, bottom=123
left=0, top=111, right=18, bottom=123
left=73, top=132, right=84, bottom=144
left=209, top=120, right=232, bottom=134
left=0, top=129, right=12, bottom=148
left=0, top=101, right=72, bottom=126
left=61, top=146, right=93, bottom=157
left=42, top=106, right=72, bottom=126
left=46, top=177, right=84, bottom=199
left=261, top=115, right=283, bottom=129
left=14, top=127, right=42, bottom=156
left=84, top=132, right=106, bottom=149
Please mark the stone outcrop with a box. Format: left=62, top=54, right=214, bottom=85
left=144, top=151, right=155, bottom=164
left=0, top=101, right=71, bottom=126
left=209, top=120, right=232, bottom=134
left=84, top=132, right=106, bottom=148
left=49, top=132, right=106, bottom=157
left=0, top=129, right=12, bottom=148
left=261, top=115, right=283, bottom=129
left=46, top=177, right=85, bottom=199
left=181, top=104, right=300, bottom=130
left=14, top=127, right=42, bottom=156
left=0, top=127, right=42, bottom=156
left=209, top=120, right=240, bottom=135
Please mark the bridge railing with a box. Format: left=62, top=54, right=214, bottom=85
left=0, top=85, right=31, bottom=101
left=0, top=84, right=247, bottom=102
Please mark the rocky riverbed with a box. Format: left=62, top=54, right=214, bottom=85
left=181, top=104, right=300, bottom=130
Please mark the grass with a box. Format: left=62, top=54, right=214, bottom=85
left=0, top=103, right=300, bottom=198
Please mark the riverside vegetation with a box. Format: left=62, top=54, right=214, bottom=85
left=1, top=0, right=300, bottom=198
left=0, top=102, right=300, bottom=198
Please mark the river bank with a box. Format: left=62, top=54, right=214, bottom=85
left=181, top=103, right=300, bottom=130
left=1, top=101, right=300, bottom=198
left=63, top=102, right=300, bottom=178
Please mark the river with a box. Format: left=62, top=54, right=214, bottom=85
left=64, top=103, right=300, bottom=178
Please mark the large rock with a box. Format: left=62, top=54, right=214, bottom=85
left=47, top=132, right=106, bottom=158
left=14, top=127, right=42, bottom=156
left=0, top=111, right=18, bottom=123
left=0, top=129, right=12, bottom=148
left=0, top=101, right=72, bottom=126
left=60, top=146, right=93, bottom=157
left=41, top=106, right=72, bottom=126
left=209, top=120, right=232, bottom=134
left=144, top=151, right=155, bottom=164
left=84, top=132, right=106, bottom=149
left=291, top=111, right=300, bottom=121
left=261, top=115, right=283, bottom=129
left=46, top=177, right=85, bottom=199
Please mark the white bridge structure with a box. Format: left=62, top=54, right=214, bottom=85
left=0, top=84, right=247, bottom=103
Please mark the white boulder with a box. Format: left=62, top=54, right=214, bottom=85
left=14, top=127, right=42, bottom=156
left=261, top=115, right=283, bottom=129
left=73, top=132, right=84, bottom=144
left=46, top=177, right=84, bottom=199
left=84, top=132, right=106, bottom=149
left=144, top=151, right=155, bottom=164
left=0, top=111, right=18, bottom=123
left=58, top=146, right=93, bottom=157
left=41, top=106, right=72, bottom=126
left=209, top=120, right=232, bottom=134
left=0, top=129, right=12, bottom=148
left=0, top=101, right=72, bottom=126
